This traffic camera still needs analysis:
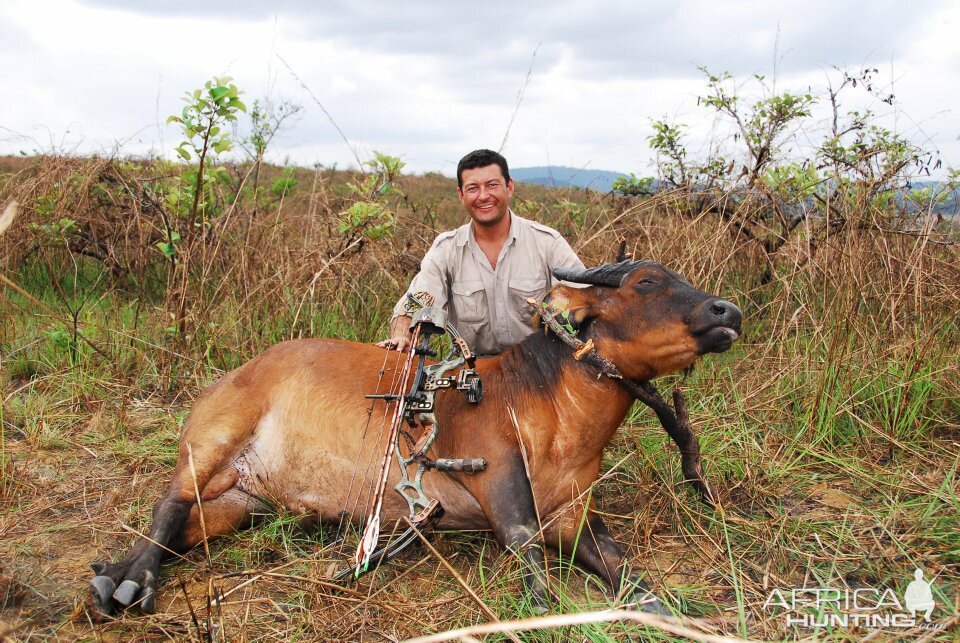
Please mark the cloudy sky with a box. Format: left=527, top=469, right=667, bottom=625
left=1, top=0, right=957, bottom=177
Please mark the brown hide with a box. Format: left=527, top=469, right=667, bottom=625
left=179, top=338, right=634, bottom=533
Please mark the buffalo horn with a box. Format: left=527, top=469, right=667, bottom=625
left=553, top=260, right=650, bottom=287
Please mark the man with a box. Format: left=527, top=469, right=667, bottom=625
left=378, top=149, right=584, bottom=355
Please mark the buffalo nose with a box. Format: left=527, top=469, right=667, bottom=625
left=709, top=299, right=742, bottom=329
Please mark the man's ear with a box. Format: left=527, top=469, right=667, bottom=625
left=541, top=285, right=601, bottom=329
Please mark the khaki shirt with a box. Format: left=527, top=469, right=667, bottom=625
left=392, top=213, right=584, bottom=355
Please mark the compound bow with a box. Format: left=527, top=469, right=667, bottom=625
left=340, top=297, right=486, bottom=580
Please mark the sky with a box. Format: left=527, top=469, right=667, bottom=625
left=1, top=0, right=957, bottom=178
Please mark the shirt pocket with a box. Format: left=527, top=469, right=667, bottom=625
left=451, top=280, right=488, bottom=323
left=508, top=277, right=548, bottom=324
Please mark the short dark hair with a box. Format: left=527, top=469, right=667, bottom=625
left=457, top=149, right=510, bottom=188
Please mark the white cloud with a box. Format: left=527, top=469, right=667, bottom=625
left=0, top=0, right=955, bottom=177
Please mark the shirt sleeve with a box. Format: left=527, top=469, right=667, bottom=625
left=391, top=236, right=452, bottom=319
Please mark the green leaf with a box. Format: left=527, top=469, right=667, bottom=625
left=210, top=86, right=231, bottom=101
left=176, top=146, right=191, bottom=161
left=155, top=241, right=175, bottom=258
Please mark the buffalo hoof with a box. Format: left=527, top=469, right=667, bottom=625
left=89, top=559, right=160, bottom=615
left=622, top=577, right=671, bottom=616
left=529, top=591, right=550, bottom=615
left=89, top=575, right=117, bottom=617
left=138, top=574, right=157, bottom=613
left=631, top=591, right=670, bottom=616
left=111, top=572, right=156, bottom=612
left=112, top=579, right=141, bottom=606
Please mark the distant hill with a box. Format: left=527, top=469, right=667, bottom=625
left=510, top=166, right=628, bottom=191
left=510, top=169, right=958, bottom=215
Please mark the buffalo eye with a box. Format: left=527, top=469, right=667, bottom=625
left=633, top=279, right=658, bottom=293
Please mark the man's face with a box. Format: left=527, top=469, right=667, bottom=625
left=457, top=164, right=514, bottom=228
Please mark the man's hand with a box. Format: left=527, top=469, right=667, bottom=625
left=376, top=315, right=413, bottom=352
left=376, top=335, right=411, bottom=352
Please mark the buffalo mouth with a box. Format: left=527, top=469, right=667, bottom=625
left=689, top=298, right=742, bottom=354
left=696, top=325, right=740, bottom=354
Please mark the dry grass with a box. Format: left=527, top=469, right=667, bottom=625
left=0, top=155, right=957, bottom=641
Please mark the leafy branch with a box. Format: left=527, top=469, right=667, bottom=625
left=167, top=76, right=247, bottom=232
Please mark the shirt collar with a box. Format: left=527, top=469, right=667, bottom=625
left=460, top=210, right=518, bottom=247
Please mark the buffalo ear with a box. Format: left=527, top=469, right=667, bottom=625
left=539, top=285, right=601, bottom=329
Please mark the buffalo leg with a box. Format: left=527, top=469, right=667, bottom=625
left=90, top=491, right=192, bottom=616
left=631, top=382, right=713, bottom=504
left=558, top=512, right=668, bottom=615
left=90, top=484, right=258, bottom=616
left=90, top=422, right=254, bottom=616
left=479, top=455, right=551, bottom=611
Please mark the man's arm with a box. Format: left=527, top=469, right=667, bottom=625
left=548, top=234, right=586, bottom=284
left=376, top=234, right=452, bottom=351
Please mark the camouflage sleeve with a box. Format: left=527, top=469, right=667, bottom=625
left=391, top=235, right=452, bottom=319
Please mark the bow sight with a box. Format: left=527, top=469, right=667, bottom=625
left=403, top=306, right=483, bottom=410
left=364, top=305, right=483, bottom=415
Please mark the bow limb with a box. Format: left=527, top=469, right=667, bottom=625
left=355, top=324, right=422, bottom=573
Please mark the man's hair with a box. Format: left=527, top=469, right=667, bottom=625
left=457, top=149, right=510, bottom=188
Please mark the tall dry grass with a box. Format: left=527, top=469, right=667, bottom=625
left=0, top=155, right=957, bottom=641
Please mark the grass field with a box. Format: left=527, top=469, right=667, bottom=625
left=0, top=155, right=957, bottom=641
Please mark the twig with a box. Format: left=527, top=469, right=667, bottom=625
left=186, top=444, right=221, bottom=640
left=499, top=43, right=540, bottom=153
left=186, top=444, right=213, bottom=568
left=334, top=554, right=431, bottom=625
left=222, top=569, right=368, bottom=599
left=400, top=516, right=522, bottom=643
left=177, top=571, right=206, bottom=642
left=403, top=608, right=760, bottom=643
left=235, top=571, right=413, bottom=622
left=216, top=556, right=309, bottom=601
left=276, top=55, right=363, bottom=170
left=116, top=523, right=192, bottom=564
left=0, top=273, right=110, bottom=359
